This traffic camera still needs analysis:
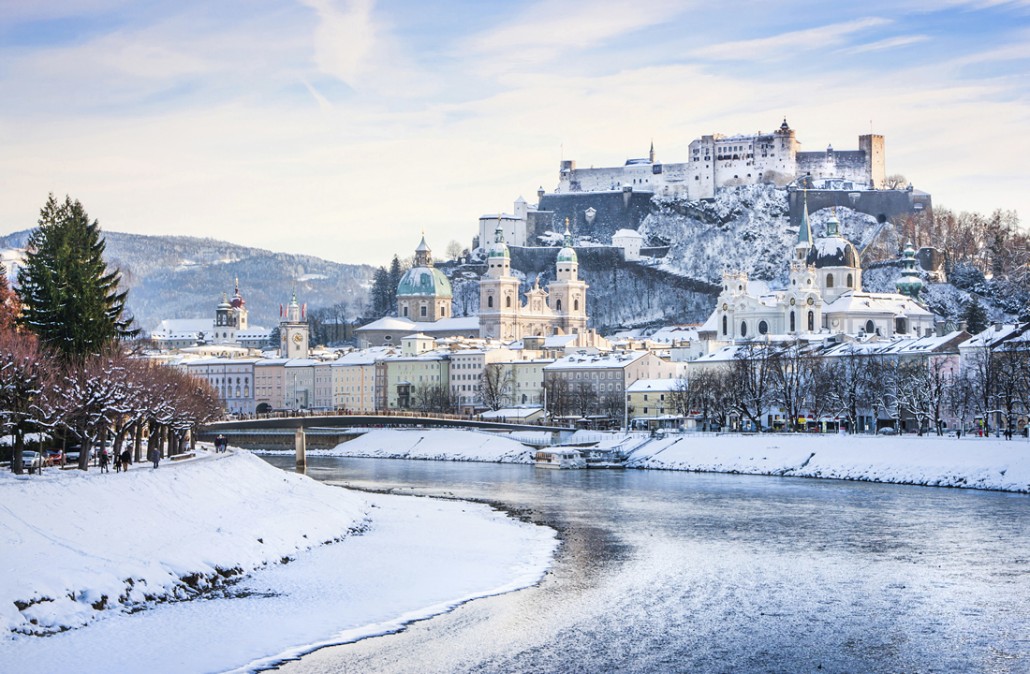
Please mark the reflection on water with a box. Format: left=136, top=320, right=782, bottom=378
left=264, top=454, right=1030, bottom=674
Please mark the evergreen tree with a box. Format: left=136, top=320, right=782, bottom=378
left=369, top=266, right=392, bottom=318
left=16, top=194, right=137, bottom=358
left=387, top=255, right=404, bottom=311
left=960, top=295, right=989, bottom=335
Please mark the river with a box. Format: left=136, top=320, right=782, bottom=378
left=262, top=455, right=1030, bottom=674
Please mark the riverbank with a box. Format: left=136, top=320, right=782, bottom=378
left=0, top=448, right=557, bottom=673
left=305, top=428, right=1030, bottom=493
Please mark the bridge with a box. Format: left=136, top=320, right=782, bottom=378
left=198, top=414, right=576, bottom=457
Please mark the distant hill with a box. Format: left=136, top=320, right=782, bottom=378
left=0, top=230, right=374, bottom=333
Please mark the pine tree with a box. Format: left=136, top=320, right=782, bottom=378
left=370, top=266, right=392, bottom=318
left=16, top=194, right=137, bottom=358
left=387, top=255, right=404, bottom=311
left=960, top=295, right=989, bottom=335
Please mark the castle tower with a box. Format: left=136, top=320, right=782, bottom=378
left=397, top=235, right=453, bottom=322
left=478, top=222, right=521, bottom=340
left=280, top=289, right=310, bottom=358
left=547, top=220, right=588, bottom=335
left=859, top=133, right=886, bottom=189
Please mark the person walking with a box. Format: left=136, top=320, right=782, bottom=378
left=99, top=448, right=110, bottom=473
left=120, top=448, right=131, bottom=472
left=148, top=446, right=160, bottom=469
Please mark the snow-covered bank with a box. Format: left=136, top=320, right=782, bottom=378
left=629, top=434, right=1030, bottom=493
left=306, top=428, right=535, bottom=463
left=0, top=449, right=368, bottom=636
left=306, top=428, right=1030, bottom=493
left=1, top=448, right=558, bottom=673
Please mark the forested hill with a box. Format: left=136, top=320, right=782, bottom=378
left=0, top=230, right=373, bottom=333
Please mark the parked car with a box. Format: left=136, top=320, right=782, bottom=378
left=64, top=446, right=94, bottom=463
left=22, top=450, right=42, bottom=473
left=877, top=427, right=897, bottom=435
left=44, top=449, right=64, bottom=466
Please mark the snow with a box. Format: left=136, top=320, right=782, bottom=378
left=628, top=433, right=1030, bottom=492
left=308, top=428, right=536, bottom=463
left=0, top=447, right=557, bottom=673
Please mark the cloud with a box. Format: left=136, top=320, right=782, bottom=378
left=297, top=0, right=377, bottom=85
left=693, top=17, right=892, bottom=61
left=842, top=34, right=929, bottom=54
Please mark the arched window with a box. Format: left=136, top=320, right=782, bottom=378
left=847, top=273, right=854, bottom=288
left=402, top=306, right=408, bottom=317
left=420, top=306, right=427, bottom=317
left=505, top=296, right=512, bottom=308
left=790, top=311, right=796, bottom=332
left=826, top=274, right=834, bottom=288
left=865, top=320, right=874, bottom=334
left=808, top=310, right=815, bottom=331
left=759, top=320, right=768, bottom=335
left=487, top=296, right=494, bottom=308
left=574, top=299, right=579, bottom=311
left=722, top=315, right=728, bottom=335
left=556, top=299, right=562, bottom=311
left=740, top=321, right=748, bottom=337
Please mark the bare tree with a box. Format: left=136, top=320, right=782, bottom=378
left=729, top=340, right=773, bottom=431
left=481, top=364, right=513, bottom=411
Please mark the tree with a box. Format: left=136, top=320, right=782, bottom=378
left=0, top=331, right=48, bottom=474
left=369, top=266, right=393, bottom=318
left=17, top=195, right=136, bottom=358
left=729, top=340, right=773, bottom=431
left=768, top=339, right=816, bottom=432
left=0, top=264, right=20, bottom=333
left=445, top=240, right=464, bottom=261
left=883, top=174, right=909, bottom=190
left=960, top=296, right=989, bottom=336
left=823, top=345, right=875, bottom=433
left=481, top=363, right=513, bottom=410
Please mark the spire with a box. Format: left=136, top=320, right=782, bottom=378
left=494, top=216, right=505, bottom=244
left=896, top=241, right=924, bottom=298
left=826, top=207, right=841, bottom=237
left=234, top=276, right=239, bottom=295
left=795, top=190, right=813, bottom=262
left=649, top=140, right=655, bottom=164
left=414, top=234, right=432, bottom=266
left=563, top=218, right=573, bottom=247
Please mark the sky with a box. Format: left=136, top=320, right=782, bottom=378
left=1, top=0, right=1028, bottom=266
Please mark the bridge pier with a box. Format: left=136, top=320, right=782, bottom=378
left=295, top=428, right=306, bottom=469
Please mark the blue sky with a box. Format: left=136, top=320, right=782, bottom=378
left=1, top=0, right=1028, bottom=265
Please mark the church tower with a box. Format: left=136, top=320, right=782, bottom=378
left=479, top=222, right=521, bottom=340
left=547, top=220, right=588, bottom=335
left=280, top=289, right=310, bottom=359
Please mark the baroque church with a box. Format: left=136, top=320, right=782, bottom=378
left=700, top=198, right=937, bottom=343
left=355, top=228, right=604, bottom=348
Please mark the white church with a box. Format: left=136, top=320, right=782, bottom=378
left=699, top=199, right=936, bottom=344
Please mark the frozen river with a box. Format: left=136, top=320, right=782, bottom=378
left=263, top=455, right=1030, bottom=674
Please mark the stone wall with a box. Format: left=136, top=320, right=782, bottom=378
left=789, top=188, right=933, bottom=229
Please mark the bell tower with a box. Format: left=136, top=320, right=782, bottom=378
left=280, top=289, right=310, bottom=358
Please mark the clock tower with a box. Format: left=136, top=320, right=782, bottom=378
left=280, top=289, right=310, bottom=359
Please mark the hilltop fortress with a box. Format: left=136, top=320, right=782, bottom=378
left=557, top=118, right=885, bottom=199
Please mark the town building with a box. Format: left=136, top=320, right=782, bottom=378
left=150, top=279, right=270, bottom=351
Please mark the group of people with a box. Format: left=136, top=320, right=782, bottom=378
left=97, top=447, right=135, bottom=473
left=214, top=435, right=228, bottom=453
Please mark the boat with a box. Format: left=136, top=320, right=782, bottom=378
left=534, top=448, right=587, bottom=469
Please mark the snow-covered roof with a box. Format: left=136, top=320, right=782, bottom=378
left=627, top=378, right=680, bottom=393
left=356, top=316, right=418, bottom=332
left=612, top=229, right=643, bottom=239
left=823, top=292, right=935, bottom=317
left=545, top=350, right=650, bottom=370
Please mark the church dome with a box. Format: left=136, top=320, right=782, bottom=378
left=557, top=245, right=577, bottom=263
left=807, top=211, right=858, bottom=268
left=487, top=240, right=510, bottom=259
left=397, top=266, right=453, bottom=298
left=807, top=236, right=859, bottom=268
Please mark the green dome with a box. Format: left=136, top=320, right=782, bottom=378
left=557, top=246, right=577, bottom=263
left=488, top=242, right=510, bottom=258
left=397, top=266, right=452, bottom=298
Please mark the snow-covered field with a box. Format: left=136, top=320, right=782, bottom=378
left=0, top=447, right=557, bottom=673
left=307, top=428, right=1030, bottom=493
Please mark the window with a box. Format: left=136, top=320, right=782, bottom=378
left=506, top=296, right=512, bottom=308
left=759, top=320, right=768, bottom=335
left=790, top=311, right=796, bottom=332
left=402, top=306, right=408, bottom=317
left=722, top=315, right=728, bottom=335
left=487, top=296, right=494, bottom=308
left=826, top=274, right=834, bottom=288
left=740, top=321, right=748, bottom=337
left=574, top=299, right=579, bottom=311
left=808, top=311, right=815, bottom=331
left=865, top=320, right=874, bottom=334
left=420, top=306, right=427, bottom=317
left=556, top=299, right=562, bottom=311
left=847, top=273, right=853, bottom=288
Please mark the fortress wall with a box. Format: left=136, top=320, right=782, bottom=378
left=789, top=189, right=934, bottom=229
left=537, top=191, right=654, bottom=243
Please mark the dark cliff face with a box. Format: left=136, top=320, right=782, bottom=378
left=537, top=191, right=654, bottom=244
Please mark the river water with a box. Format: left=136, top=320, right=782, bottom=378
left=263, top=455, right=1030, bottom=674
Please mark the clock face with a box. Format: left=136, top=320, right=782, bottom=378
left=807, top=297, right=815, bottom=306
left=292, top=333, right=303, bottom=343
left=722, top=303, right=728, bottom=311
left=789, top=297, right=796, bottom=306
